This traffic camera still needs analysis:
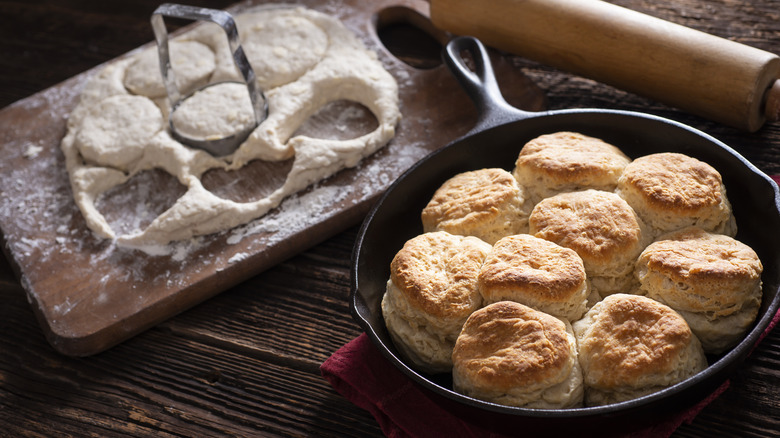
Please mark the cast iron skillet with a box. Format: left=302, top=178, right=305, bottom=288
left=350, top=36, right=780, bottom=433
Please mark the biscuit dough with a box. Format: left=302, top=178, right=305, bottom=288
left=60, top=6, right=401, bottom=248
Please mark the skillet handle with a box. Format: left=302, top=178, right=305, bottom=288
left=443, top=36, right=536, bottom=134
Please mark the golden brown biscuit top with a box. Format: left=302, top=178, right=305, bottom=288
left=514, top=132, right=630, bottom=181
left=619, top=153, right=724, bottom=213
left=390, top=231, right=491, bottom=318
left=453, top=301, right=572, bottom=389
left=530, top=190, right=643, bottom=263
left=478, top=234, right=586, bottom=302
left=640, top=227, right=763, bottom=310
left=421, top=168, right=520, bottom=229
left=579, top=294, right=692, bottom=388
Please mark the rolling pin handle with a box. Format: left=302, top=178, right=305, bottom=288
left=431, top=0, right=780, bottom=131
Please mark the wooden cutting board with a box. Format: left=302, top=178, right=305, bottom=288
left=0, top=0, right=545, bottom=356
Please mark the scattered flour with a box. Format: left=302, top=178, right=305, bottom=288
left=228, top=252, right=250, bottom=263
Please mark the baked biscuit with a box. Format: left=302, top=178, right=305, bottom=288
left=573, top=294, right=707, bottom=406
left=382, top=231, right=492, bottom=374
left=635, top=227, right=763, bottom=354
left=478, top=234, right=590, bottom=321
left=452, top=301, right=584, bottom=409
left=529, top=190, right=651, bottom=298
left=421, top=168, right=532, bottom=244
left=616, top=152, right=736, bottom=238
left=512, top=131, right=631, bottom=206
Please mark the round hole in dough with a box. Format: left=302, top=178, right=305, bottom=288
left=123, top=40, right=216, bottom=98
left=293, top=100, right=379, bottom=140
left=95, top=168, right=188, bottom=236
left=170, top=82, right=256, bottom=142
left=201, top=157, right=294, bottom=203
left=74, top=94, right=164, bottom=169
left=241, top=14, right=328, bottom=89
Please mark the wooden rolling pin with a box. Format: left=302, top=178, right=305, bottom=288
left=429, top=0, right=780, bottom=132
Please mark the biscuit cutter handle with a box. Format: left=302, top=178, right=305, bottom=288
left=151, top=3, right=268, bottom=155
left=431, top=0, right=780, bottom=132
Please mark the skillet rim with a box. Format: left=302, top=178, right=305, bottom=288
left=349, top=36, right=780, bottom=420
left=349, top=106, right=780, bottom=419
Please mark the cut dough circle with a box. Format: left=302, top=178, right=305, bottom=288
left=74, top=94, right=164, bottom=169
left=123, top=40, right=216, bottom=98
left=240, top=13, right=328, bottom=89
left=170, top=82, right=255, bottom=141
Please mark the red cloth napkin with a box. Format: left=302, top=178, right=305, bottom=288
left=322, top=176, right=780, bottom=437
left=322, top=306, right=780, bottom=437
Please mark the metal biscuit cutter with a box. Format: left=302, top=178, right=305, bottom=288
left=152, top=3, right=268, bottom=156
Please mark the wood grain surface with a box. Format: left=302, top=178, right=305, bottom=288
left=1, top=0, right=779, bottom=437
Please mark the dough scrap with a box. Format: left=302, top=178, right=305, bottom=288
left=60, top=6, right=401, bottom=247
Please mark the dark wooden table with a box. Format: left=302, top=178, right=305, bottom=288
left=1, top=1, right=778, bottom=436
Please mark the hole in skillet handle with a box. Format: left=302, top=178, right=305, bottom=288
left=443, top=36, right=539, bottom=134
